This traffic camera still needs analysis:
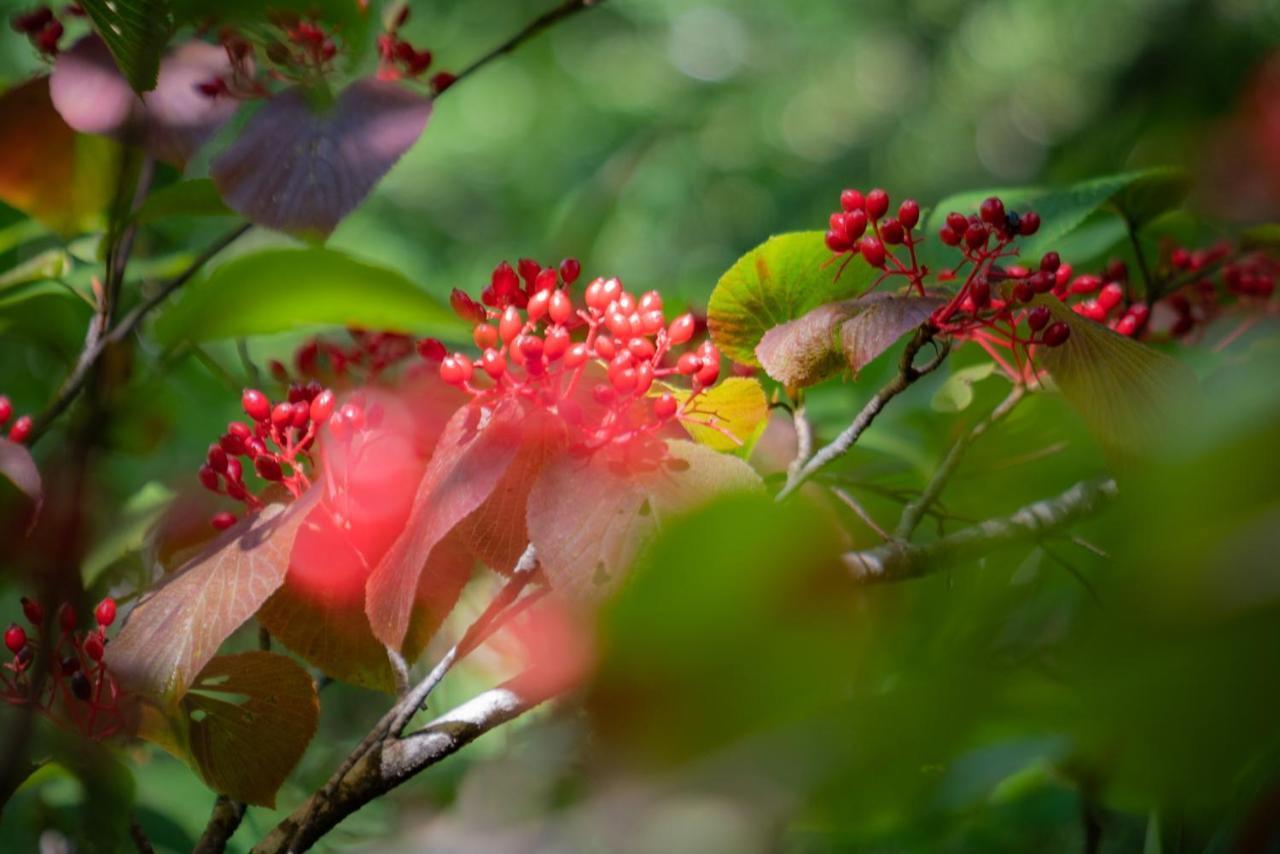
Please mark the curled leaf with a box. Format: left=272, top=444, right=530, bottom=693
left=931, top=363, right=1000, bottom=413
left=211, top=79, right=430, bottom=239
left=755, top=302, right=856, bottom=388
left=839, top=294, right=944, bottom=376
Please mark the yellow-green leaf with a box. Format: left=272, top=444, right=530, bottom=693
left=676, top=377, right=768, bottom=453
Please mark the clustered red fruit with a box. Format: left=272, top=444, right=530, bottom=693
left=423, top=258, right=732, bottom=452
left=0, top=394, right=32, bottom=444
left=9, top=6, right=65, bottom=57
left=376, top=6, right=434, bottom=80
left=3, top=596, right=123, bottom=740
left=271, top=328, right=417, bottom=386
left=825, top=188, right=1067, bottom=383
left=198, top=382, right=345, bottom=528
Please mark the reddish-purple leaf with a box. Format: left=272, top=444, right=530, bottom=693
left=366, top=399, right=529, bottom=649
left=0, top=439, right=42, bottom=517
left=106, top=490, right=319, bottom=700
left=839, top=294, right=944, bottom=376
left=50, top=36, right=238, bottom=168
left=755, top=302, right=857, bottom=388
left=211, top=79, right=430, bottom=239
left=528, top=440, right=763, bottom=596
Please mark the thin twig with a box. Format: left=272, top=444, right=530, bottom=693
left=451, top=0, right=606, bottom=88
left=194, top=795, right=248, bottom=854
left=830, top=485, right=891, bottom=541
left=844, top=478, right=1118, bottom=582
left=778, top=327, right=949, bottom=500
left=129, top=813, right=156, bottom=854
left=894, top=383, right=1026, bottom=539
left=786, top=400, right=813, bottom=485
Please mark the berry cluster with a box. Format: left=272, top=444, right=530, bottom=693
left=9, top=6, right=66, bottom=57
left=198, top=383, right=346, bottom=529
left=375, top=6, right=450, bottom=90
left=3, top=596, right=123, bottom=740
left=1054, top=259, right=1149, bottom=337
left=825, top=189, right=1068, bottom=383
left=0, top=394, right=32, bottom=444
left=425, top=258, right=733, bottom=453
left=269, top=328, right=417, bottom=386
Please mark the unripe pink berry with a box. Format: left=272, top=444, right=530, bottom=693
left=440, top=356, right=467, bottom=386
left=549, top=290, right=573, bottom=324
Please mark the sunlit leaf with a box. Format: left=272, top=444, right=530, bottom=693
left=676, top=377, right=768, bottom=453
left=840, top=294, right=944, bottom=376
left=528, top=440, right=763, bottom=596
left=131, top=178, right=232, bottom=225
left=931, top=362, right=1000, bottom=413
left=76, top=0, right=173, bottom=93
left=140, top=652, right=318, bottom=808
left=1037, top=296, right=1198, bottom=455
left=708, top=231, right=876, bottom=365
left=0, top=438, right=42, bottom=517
left=106, top=490, right=318, bottom=700
left=211, top=79, right=430, bottom=239
left=754, top=301, right=855, bottom=388
left=0, top=77, right=118, bottom=235
left=153, top=247, right=458, bottom=345
left=367, top=400, right=535, bottom=649
left=51, top=36, right=237, bottom=169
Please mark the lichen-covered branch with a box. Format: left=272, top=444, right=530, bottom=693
left=846, top=478, right=1118, bottom=582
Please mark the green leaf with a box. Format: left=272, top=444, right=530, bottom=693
left=0, top=250, right=71, bottom=291
left=77, top=0, right=173, bottom=93
left=131, top=179, right=233, bottom=225
left=924, top=169, right=1190, bottom=266
left=140, top=652, right=319, bottom=807
left=708, top=231, right=877, bottom=366
left=153, top=248, right=460, bottom=346
left=1037, top=296, right=1199, bottom=455
left=1240, top=224, right=1280, bottom=252
left=675, top=377, right=769, bottom=453
left=82, top=482, right=175, bottom=585
left=931, top=363, right=1000, bottom=413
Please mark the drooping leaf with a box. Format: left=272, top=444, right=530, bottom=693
left=528, top=440, right=763, bottom=596
left=0, top=438, right=42, bottom=516
left=840, top=294, right=944, bottom=376
left=0, top=250, right=71, bottom=292
left=51, top=36, right=239, bottom=169
left=708, top=231, right=877, bottom=365
left=131, top=178, right=233, bottom=224
left=931, top=362, right=1000, bottom=413
left=754, top=301, right=856, bottom=388
left=153, top=247, right=458, bottom=345
left=366, top=400, right=534, bottom=649
left=211, top=79, right=430, bottom=239
left=0, top=77, right=119, bottom=235
left=141, top=652, right=318, bottom=807
left=1037, top=297, right=1198, bottom=455
left=675, top=377, right=769, bottom=453
left=76, top=0, right=173, bottom=93
left=106, top=490, right=318, bottom=700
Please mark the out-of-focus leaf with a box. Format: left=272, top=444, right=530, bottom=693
left=0, top=78, right=119, bottom=235
left=367, top=399, right=533, bottom=649
left=211, top=79, right=430, bottom=239
left=932, top=363, right=1000, bottom=413
left=131, top=178, right=233, bottom=224
left=171, top=0, right=372, bottom=67
left=141, top=652, right=318, bottom=808
left=51, top=36, right=239, bottom=169
left=76, top=0, right=172, bottom=93
left=106, top=490, right=318, bottom=700
left=153, top=247, right=458, bottom=345
left=840, top=294, right=943, bottom=376
left=1239, top=224, right=1280, bottom=252
left=755, top=301, right=855, bottom=387
left=528, top=440, right=762, bottom=596
left=0, top=438, right=42, bottom=515
left=82, top=482, right=174, bottom=585
left=1108, top=168, right=1191, bottom=231
left=708, top=231, right=876, bottom=365
left=675, top=377, right=768, bottom=453
left=0, top=250, right=71, bottom=291
left=1037, top=296, right=1198, bottom=455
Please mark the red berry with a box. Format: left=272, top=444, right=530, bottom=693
left=559, top=258, right=581, bottom=285
left=1019, top=212, right=1040, bottom=236
left=271, top=402, right=294, bottom=428
left=309, top=389, right=336, bottom=423
left=980, top=197, right=1005, bottom=225
left=1171, top=248, right=1191, bottom=269
left=565, top=343, right=589, bottom=368
left=527, top=289, right=551, bottom=322
left=450, top=289, right=485, bottom=323
left=654, top=393, right=678, bottom=420
left=534, top=268, right=558, bottom=293
left=290, top=401, right=310, bottom=429
left=0, top=395, right=10, bottom=425
left=83, top=634, right=105, bottom=662
left=594, top=335, right=617, bottom=359
left=21, top=597, right=43, bottom=625
left=1042, top=322, right=1070, bottom=347
left=198, top=465, right=219, bottom=492
left=211, top=511, right=237, bottom=530
left=481, top=348, right=506, bottom=379
left=939, top=225, right=960, bottom=246
left=57, top=603, right=76, bottom=633
left=499, top=306, right=523, bottom=343
left=549, top=290, right=573, bottom=325
left=695, top=358, right=720, bottom=387
left=964, top=224, right=988, bottom=250
left=825, top=230, right=851, bottom=253
left=861, top=189, right=888, bottom=220
left=254, top=456, right=284, bottom=481
left=4, top=624, right=25, bottom=654
left=840, top=189, right=864, bottom=212
left=242, top=389, right=270, bottom=421
left=472, top=324, right=498, bottom=350
left=1027, top=306, right=1051, bottom=331
left=8, top=415, right=31, bottom=443
left=207, top=444, right=228, bottom=472
left=94, top=597, right=116, bottom=627
left=946, top=212, right=968, bottom=233
left=860, top=237, right=886, bottom=268
left=1040, top=252, right=1060, bottom=273
left=676, top=353, right=703, bottom=375
left=440, top=356, right=467, bottom=386
left=897, top=199, right=920, bottom=229
left=1013, top=282, right=1035, bottom=303
left=1030, top=271, right=1055, bottom=294
left=1098, top=283, right=1124, bottom=312
left=843, top=209, right=868, bottom=240
left=667, top=313, right=696, bottom=345
left=1114, top=315, right=1138, bottom=336
left=880, top=218, right=905, bottom=245
left=970, top=280, right=991, bottom=307
left=430, top=71, right=456, bottom=94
